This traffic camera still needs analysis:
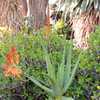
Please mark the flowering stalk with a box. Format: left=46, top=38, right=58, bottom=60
left=3, top=46, right=22, bottom=78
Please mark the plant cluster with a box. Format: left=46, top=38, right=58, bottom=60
left=0, top=26, right=100, bottom=100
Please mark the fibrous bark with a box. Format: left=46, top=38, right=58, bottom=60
left=0, top=0, right=24, bottom=32
left=28, top=0, right=48, bottom=29
left=72, top=10, right=100, bottom=49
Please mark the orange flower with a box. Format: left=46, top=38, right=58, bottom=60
left=3, top=46, right=22, bottom=78
left=6, top=51, right=14, bottom=65
left=14, top=53, right=20, bottom=65
left=9, top=67, right=22, bottom=78
left=3, top=64, right=22, bottom=78
left=3, top=64, right=12, bottom=77
left=6, top=47, right=20, bottom=65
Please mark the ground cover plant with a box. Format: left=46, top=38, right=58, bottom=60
left=0, top=0, right=100, bottom=100
left=0, top=26, right=100, bottom=100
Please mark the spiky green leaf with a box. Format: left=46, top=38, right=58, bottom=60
left=63, top=52, right=81, bottom=93
left=26, top=75, right=53, bottom=95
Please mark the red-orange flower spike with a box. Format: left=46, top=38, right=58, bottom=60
left=3, top=64, right=22, bottom=78
left=6, top=51, right=14, bottom=65
left=3, top=64, right=9, bottom=71
left=11, top=47, right=20, bottom=64
left=3, top=47, right=22, bottom=78
left=3, top=64, right=12, bottom=77
left=14, top=53, right=20, bottom=65
left=6, top=47, right=20, bottom=65
left=10, top=67, right=22, bottom=78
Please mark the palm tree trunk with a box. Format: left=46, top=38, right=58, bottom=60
left=0, top=0, right=24, bottom=32
left=28, top=0, right=48, bottom=29
left=72, top=10, right=100, bottom=49
left=20, top=0, right=28, bottom=16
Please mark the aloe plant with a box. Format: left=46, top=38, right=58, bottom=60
left=25, top=38, right=81, bottom=100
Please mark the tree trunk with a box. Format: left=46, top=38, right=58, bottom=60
left=20, top=0, right=28, bottom=16
left=72, top=10, right=100, bottom=49
left=0, top=0, right=24, bottom=32
left=28, top=0, right=48, bottom=29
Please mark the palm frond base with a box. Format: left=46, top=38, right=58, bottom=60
left=72, top=10, right=100, bottom=49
